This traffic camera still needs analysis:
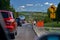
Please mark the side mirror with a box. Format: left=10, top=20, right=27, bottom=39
left=38, top=33, right=60, bottom=40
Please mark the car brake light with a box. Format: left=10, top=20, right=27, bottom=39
left=6, top=20, right=11, bottom=25
left=10, top=19, right=14, bottom=22
left=6, top=19, right=14, bottom=25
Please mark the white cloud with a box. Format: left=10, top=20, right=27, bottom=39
left=55, top=5, right=57, bottom=7
left=50, top=3, right=53, bottom=5
left=44, top=2, right=49, bottom=5
left=26, top=4, right=34, bottom=6
left=44, top=2, right=54, bottom=6
left=20, top=6, right=25, bottom=8
left=17, top=5, right=26, bottom=11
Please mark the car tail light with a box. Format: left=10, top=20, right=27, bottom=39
left=6, top=20, right=11, bottom=25
left=6, top=19, right=14, bottom=25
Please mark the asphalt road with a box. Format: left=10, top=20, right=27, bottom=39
left=15, top=24, right=38, bottom=40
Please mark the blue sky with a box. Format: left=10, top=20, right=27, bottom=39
left=10, top=0, right=60, bottom=12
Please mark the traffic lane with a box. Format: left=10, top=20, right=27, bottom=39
left=15, top=24, right=38, bottom=40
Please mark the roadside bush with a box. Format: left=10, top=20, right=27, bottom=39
left=44, top=16, right=52, bottom=23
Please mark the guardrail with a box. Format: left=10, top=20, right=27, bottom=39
left=33, top=25, right=60, bottom=37
left=38, top=27, right=60, bottom=32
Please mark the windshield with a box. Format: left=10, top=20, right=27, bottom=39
left=0, top=0, right=60, bottom=40
left=1, top=12, right=9, bottom=18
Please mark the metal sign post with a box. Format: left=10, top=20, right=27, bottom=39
left=49, top=5, right=56, bottom=27
left=50, top=13, right=56, bottom=27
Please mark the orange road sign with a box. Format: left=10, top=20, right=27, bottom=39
left=49, top=5, right=56, bottom=13
left=50, top=13, right=56, bottom=19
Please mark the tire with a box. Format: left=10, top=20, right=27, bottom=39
left=15, top=31, right=17, bottom=35
left=20, top=24, right=22, bottom=27
left=19, top=23, right=22, bottom=27
left=15, top=32, right=17, bottom=35
left=10, top=33, right=15, bottom=39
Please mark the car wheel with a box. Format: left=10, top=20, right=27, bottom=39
left=10, top=33, right=15, bottom=39
left=20, top=25, right=22, bottom=27
left=15, top=31, right=17, bottom=35
left=19, top=24, right=22, bottom=27
left=15, top=32, right=17, bottom=35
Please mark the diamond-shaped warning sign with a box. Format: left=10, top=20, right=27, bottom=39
left=50, top=13, right=56, bottom=19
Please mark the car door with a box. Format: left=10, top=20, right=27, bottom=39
left=0, top=12, right=10, bottom=40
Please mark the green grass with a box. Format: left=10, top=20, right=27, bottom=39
left=44, top=22, right=60, bottom=27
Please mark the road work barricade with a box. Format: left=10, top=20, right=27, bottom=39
left=36, top=21, right=44, bottom=27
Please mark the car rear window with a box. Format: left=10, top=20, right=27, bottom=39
left=1, top=12, right=9, bottom=18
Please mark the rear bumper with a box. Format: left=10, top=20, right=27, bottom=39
left=5, top=26, right=14, bottom=29
left=5, top=26, right=17, bottom=39
left=5, top=29, right=15, bottom=35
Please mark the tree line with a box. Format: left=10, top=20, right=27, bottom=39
left=0, top=0, right=18, bottom=18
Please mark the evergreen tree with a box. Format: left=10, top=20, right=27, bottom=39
left=56, top=3, right=60, bottom=23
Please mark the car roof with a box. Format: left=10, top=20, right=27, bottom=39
left=0, top=10, right=12, bottom=13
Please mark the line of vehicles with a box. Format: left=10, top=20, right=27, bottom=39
left=0, top=10, right=26, bottom=40
left=15, top=15, right=26, bottom=26
left=0, top=10, right=60, bottom=40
